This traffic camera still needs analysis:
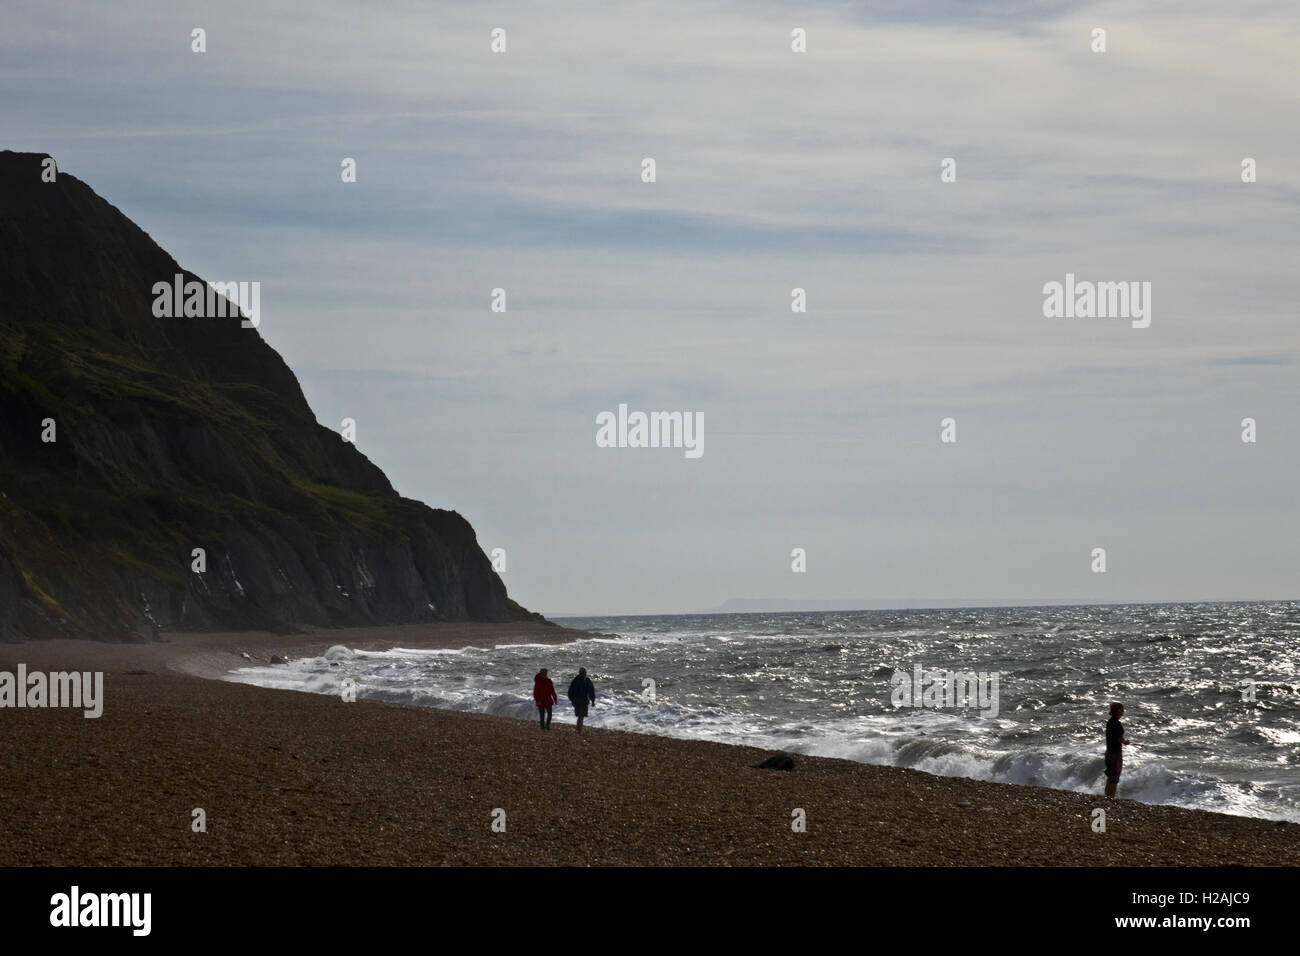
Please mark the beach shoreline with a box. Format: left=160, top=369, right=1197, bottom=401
left=1, top=623, right=1297, bottom=866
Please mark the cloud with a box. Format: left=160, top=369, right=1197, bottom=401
left=5, top=0, right=1299, bottom=612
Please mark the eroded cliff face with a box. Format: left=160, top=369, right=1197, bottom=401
left=0, top=151, right=541, bottom=641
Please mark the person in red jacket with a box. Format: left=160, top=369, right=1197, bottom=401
left=533, top=668, right=558, bottom=731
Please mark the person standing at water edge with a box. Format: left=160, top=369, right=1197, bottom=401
left=1104, top=702, right=1130, bottom=798
left=533, top=668, right=557, bottom=730
left=568, top=667, right=596, bottom=734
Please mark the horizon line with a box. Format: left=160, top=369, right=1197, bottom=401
left=547, top=595, right=1299, bottom=619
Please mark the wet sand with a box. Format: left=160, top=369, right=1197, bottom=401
left=0, top=623, right=1295, bottom=866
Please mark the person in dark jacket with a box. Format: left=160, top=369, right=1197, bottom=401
left=533, top=668, right=558, bottom=730
left=1103, top=702, right=1130, bottom=798
left=567, top=667, right=596, bottom=734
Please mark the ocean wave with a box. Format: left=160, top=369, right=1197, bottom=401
left=225, top=601, right=1300, bottom=824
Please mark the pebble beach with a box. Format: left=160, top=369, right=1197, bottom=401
left=1, top=624, right=1296, bottom=867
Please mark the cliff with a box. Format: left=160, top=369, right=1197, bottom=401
left=0, top=151, right=542, bottom=641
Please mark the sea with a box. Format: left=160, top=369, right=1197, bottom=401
left=227, top=601, right=1300, bottom=822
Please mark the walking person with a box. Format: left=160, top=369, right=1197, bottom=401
left=533, top=668, right=557, bottom=731
left=567, top=667, right=596, bottom=734
left=1103, top=702, right=1130, bottom=798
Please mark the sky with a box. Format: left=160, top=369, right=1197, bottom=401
left=4, top=0, right=1298, bottom=615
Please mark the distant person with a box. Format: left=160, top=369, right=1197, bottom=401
left=533, top=668, right=557, bottom=731
left=567, top=667, right=596, bottom=734
left=1104, top=702, right=1130, bottom=798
